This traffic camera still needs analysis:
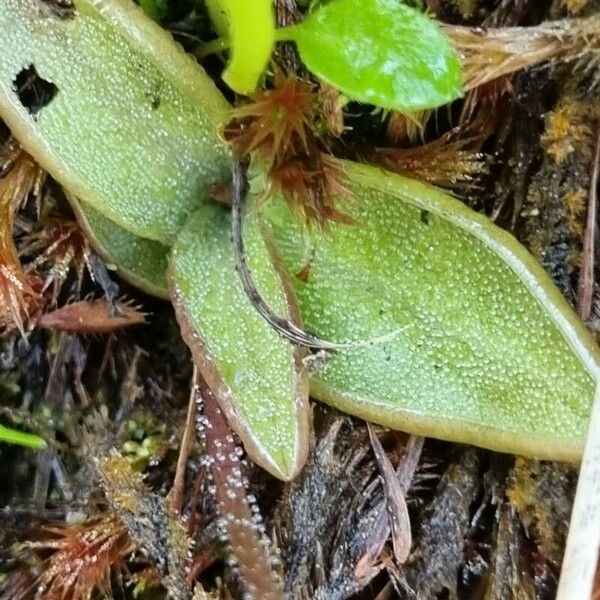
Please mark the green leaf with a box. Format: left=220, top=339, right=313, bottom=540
left=216, top=0, right=276, bottom=95
left=71, top=198, right=169, bottom=299
left=138, top=0, right=169, bottom=22
left=205, top=0, right=230, bottom=37
left=266, top=160, right=600, bottom=461
left=282, top=0, right=463, bottom=111
left=0, top=424, right=46, bottom=449
left=169, top=203, right=309, bottom=480
left=0, top=0, right=230, bottom=244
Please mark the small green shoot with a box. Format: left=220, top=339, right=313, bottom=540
left=0, top=423, right=46, bottom=449
left=207, top=0, right=463, bottom=111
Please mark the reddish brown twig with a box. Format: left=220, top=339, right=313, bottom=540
left=37, top=298, right=147, bottom=333
left=197, top=375, right=284, bottom=600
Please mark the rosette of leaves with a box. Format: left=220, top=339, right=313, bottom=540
left=0, top=0, right=598, bottom=479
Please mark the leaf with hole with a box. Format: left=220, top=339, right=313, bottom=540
left=281, top=0, right=463, bottom=111
left=169, top=203, right=310, bottom=480
left=266, top=160, right=600, bottom=461
left=0, top=0, right=230, bottom=244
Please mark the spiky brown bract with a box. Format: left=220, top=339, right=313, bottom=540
left=224, top=72, right=350, bottom=227
left=267, top=154, right=354, bottom=226
left=0, top=144, right=45, bottom=335
left=225, top=71, right=315, bottom=172
left=23, top=514, right=135, bottom=600
left=38, top=298, right=147, bottom=333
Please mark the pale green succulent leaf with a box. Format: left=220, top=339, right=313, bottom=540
left=0, top=0, right=230, bottom=244
left=169, top=204, right=310, bottom=480
left=218, top=0, right=276, bottom=95
left=266, top=160, right=600, bottom=462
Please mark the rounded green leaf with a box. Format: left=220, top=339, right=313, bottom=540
left=169, top=204, right=310, bottom=480
left=0, top=0, right=230, bottom=244
left=266, top=160, right=600, bottom=461
left=71, top=198, right=169, bottom=299
left=285, top=0, right=463, bottom=111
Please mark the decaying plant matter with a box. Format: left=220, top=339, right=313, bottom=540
left=225, top=71, right=352, bottom=227
left=0, top=0, right=599, bottom=599
left=448, top=15, right=600, bottom=92
left=0, top=143, right=44, bottom=335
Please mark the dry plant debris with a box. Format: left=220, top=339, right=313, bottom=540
left=0, top=1, right=599, bottom=599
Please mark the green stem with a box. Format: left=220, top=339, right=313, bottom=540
left=274, top=24, right=300, bottom=42
left=195, top=37, right=230, bottom=59
left=0, top=424, right=46, bottom=449
left=195, top=25, right=299, bottom=62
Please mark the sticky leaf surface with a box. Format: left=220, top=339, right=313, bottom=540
left=0, top=0, right=230, bottom=243
left=169, top=204, right=309, bottom=480
left=267, top=161, right=600, bottom=461
left=286, top=0, right=462, bottom=111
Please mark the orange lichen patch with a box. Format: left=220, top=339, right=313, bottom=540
left=564, top=189, right=587, bottom=236
left=0, top=146, right=45, bottom=335
left=562, top=0, right=589, bottom=15
left=506, top=457, right=574, bottom=562
left=97, top=453, right=147, bottom=515
left=224, top=71, right=316, bottom=172
left=21, top=219, right=92, bottom=303
left=38, top=298, right=147, bottom=334
left=542, top=103, right=592, bottom=164
left=25, top=514, right=135, bottom=600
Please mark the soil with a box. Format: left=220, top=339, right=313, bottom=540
left=0, top=0, right=599, bottom=599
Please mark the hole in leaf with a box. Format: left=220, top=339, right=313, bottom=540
left=40, top=0, right=76, bottom=19
left=12, top=65, right=58, bottom=118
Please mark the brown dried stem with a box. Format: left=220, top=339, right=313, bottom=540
left=577, top=123, right=600, bottom=321
left=356, top=435, right=424, bottom=578
left=169, top=366, right=200, bottom=514
left=448, top=16, right=600, bottom=92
